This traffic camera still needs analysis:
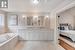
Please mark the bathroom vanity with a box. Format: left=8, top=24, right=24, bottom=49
left=8, top=14, right=53, bottom=41
left=18, top=28, right=54, bottom=40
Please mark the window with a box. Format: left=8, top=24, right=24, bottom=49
left=0, top=14, right=4, bottom=26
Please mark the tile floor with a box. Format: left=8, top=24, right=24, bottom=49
left=15, top=41, right=65, bottom=50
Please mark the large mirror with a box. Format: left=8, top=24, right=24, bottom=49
left=8, top=14, right=18, bottom=26
left=27, top=16, right=33, bottom=26
left=26, top=16, right=49, bottom=27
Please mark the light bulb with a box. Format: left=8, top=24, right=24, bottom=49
left=33, top=0, right=39, bottom=4
left=46, top=16, right=48, bottom=18
left=1, top=1, right=4, bottom=7
left=33, top=16, right=38, bottom=19
left=22, top=15, right=26, bottom=18
left=45, top=16, right=49, bottom=18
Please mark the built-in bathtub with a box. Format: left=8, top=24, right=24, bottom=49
left=0, top=33, right=18, bottom=50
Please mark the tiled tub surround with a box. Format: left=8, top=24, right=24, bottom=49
left=0, top=33, right=18, bottom=50
left=18, top=28, right=54, bottom=40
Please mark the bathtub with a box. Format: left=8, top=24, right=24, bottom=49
left=0, top=33, right=18, bottom=50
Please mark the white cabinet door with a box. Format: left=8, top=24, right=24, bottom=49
left=18, top=29, right=54, bottom=40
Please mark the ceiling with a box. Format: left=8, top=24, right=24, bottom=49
left=62, top=6, right=75, bottom=16
left=0, top=0, right=75, bottom=13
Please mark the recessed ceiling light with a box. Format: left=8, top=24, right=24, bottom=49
left=32, top=0, right=39, bottom=5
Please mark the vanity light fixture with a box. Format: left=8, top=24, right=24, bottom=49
left=22, top=15, right=26, bottom=18
left=32, top=0, right=39, bottom=5
left=46, top=16, right=49, bottom=18
left=34, top=16, right=38, bottom=18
